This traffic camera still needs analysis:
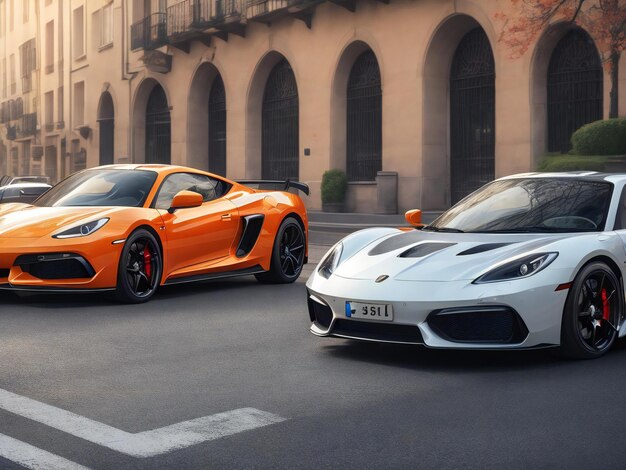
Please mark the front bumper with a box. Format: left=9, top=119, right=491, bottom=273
left=306, top=269, right=572, bottom=349
left=0, top=237, right=123, bottom=291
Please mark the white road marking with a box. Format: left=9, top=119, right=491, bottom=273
left=0, top=388, right=286, bottom=458
left=0, top=433, right=91, bottom=470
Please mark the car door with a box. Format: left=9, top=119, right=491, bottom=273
left=154, top=172, right=239, bottom=274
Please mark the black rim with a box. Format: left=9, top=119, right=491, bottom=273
left=279, top=224, right=304, bottom=277
left=576, top=269, right=619, bottom=352
left=125, top=237, right=160, bottom=298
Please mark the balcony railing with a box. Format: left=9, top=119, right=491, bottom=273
left=18, top=113, right=37, bottom=138
left=132, top=0, right=338, bottom=52
left=131, top=12, right=168, bottom=51
left=167, top=0, right=194, bottom=38
left=6, top=125, right=16, bottom=140
left=246, top=0, right=289, bottom=19
left=192, top=0, right=242, bottom=28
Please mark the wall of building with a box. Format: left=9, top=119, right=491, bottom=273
left=1, top=0, right=625, bottom=213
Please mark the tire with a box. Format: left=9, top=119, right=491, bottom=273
left=560, top=261, right=622, bottom=359
left=115, top=229, right=162, bottom=303
left=255, top=217, right=305, bottom=284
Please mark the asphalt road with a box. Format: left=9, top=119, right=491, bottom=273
left=1, top=236, right=626, bottom=469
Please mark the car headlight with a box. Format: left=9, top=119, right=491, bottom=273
left=473, top=252, right=558, bottom=284
left=318, top=243, right=343, bottom=279
left=52, top=218, right=109, bottom=239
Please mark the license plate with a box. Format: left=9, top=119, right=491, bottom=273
left=345, top=301, right=393, bottom=321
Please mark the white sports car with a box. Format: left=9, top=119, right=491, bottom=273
left=307, top=173, right=626, bottom=359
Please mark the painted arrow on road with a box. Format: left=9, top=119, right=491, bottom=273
left=0, top=387, right=286, bottom=458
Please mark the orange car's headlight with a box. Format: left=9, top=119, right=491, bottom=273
left=52, top=218, right=109, bottom=239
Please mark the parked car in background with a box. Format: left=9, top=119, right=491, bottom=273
left=2, top=175, right=51, bottom=185
left=0, top=183, right=51, bottom=204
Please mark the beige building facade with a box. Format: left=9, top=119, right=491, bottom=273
left=1, top=0, right=625, bottom=212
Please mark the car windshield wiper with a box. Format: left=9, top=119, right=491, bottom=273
left=471, top=226, right=594, bottom=233
left=421, top=225, right=465, bottom=233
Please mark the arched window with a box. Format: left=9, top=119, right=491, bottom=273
left=145, top=85, right=171, bottom=164
left=346, top=50, right=382, bottom=182
left=98, top=92, right=114, bottom=166
left=262, top=59, right=299, bottom=180
left=548, top=29, right=603, bottom=153
left=450, top=27, right=495, bottom=204
left=208, top=75, right=226, bottom=176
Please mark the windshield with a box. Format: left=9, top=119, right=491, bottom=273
left=427, top=178, right=613, bottom=233
left=34, top=169, right=158, bottom=207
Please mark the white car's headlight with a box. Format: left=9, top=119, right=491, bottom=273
left=318, top=243, right=343, bottom=279
left=52, top=218, right=109, bottom=239
left=473, top=252, right=558, bottom=284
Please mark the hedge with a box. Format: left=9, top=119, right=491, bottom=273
left=571, top=118, right=626, bottom=156
left=537, top=154, right=610, bottom=172
left=321, top=169, right=347, bottom=204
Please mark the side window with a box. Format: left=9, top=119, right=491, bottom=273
left=154, top=173, right=230, bottom=210
left=615, top=185, right=626, bottom=230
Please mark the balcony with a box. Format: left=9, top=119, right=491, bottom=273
left=131, top=13, right=168, bottom=51
left=18, top=113, right=37, bottom=139
left=192, top=0, right=243, bottom=28
left=6, top=125, right=16, bottom=140
left=131, top=0, right=383, bottom=53
left=246, top=0, right=289, bottom=22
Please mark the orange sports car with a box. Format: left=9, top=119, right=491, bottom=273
left=0, top=164, right=309, bottom=303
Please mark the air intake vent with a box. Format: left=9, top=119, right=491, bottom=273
left=369, top=231, right=426, bottom=255
left=427, top=307, right=528, bottom=344
left=457, top=243, right=512, bottom=256
left=399, top=242, right=456, bottom=258
left=0, top=269, right=9, bottom=278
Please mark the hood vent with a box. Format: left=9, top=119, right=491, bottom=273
left=368, top=231, right=426, bottom=256
left=399, top=243, right=456, bottom=258
left=457, top=243, right=513, bottom=256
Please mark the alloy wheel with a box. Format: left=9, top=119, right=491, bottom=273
left=125, top=237, right=160, bottom=298
left=575, top=269, right=620, bottom=353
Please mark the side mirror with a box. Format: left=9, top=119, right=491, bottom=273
left=168, top=190, right=203, bottom=213
left=405, top=209, right=423, bottom=227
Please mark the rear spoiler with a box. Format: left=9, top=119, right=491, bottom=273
left=237, top=179, right=310, bottom=196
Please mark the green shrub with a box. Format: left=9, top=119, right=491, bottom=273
left=571, top=118, right=626, bottom=156
left=321, top=169, right=347, bottom=204
left=537, top=154, right=609, bottom=172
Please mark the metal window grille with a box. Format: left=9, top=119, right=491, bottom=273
left=547, top=29, right=603, bottom=154
left=98, top=92, right=115, bottom=166
left=450, top=28, right=495, bottom=204
left=145, top=86, right=171, bottom=164
left=346, top=50, right=382, bottom=182
left=262, top=59, right=299, bottom=180
left=208, top=75, right=227, bottom=176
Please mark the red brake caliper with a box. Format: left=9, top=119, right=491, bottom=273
left=143, top=246, right=152, bottom=280
left=601, top=289, right=610, bottom=322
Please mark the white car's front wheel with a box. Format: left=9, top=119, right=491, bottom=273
left=560, top=262, right=622, bottom=359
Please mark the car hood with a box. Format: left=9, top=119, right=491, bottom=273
left=0, top=204, right=121, bottom=238
left=333, top=229, right=575, bottom=282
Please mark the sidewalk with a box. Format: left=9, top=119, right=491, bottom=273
left=308, top=210, right=442, bottom=232
left=307, top=210, right=443, bottom=246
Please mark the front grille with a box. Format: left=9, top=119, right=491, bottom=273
left=15, top=254, right=95, bottom=280
left=332, top=319, right=424, bottom=344
left=0, top=269, right=9, bottom=278
left=427, top=307, right=528, bottom=344
left=308, top=294, right=333, bottom=329
left=25, top=259, right=91, bottom=280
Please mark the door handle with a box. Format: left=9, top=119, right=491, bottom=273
left=221, top=213, right=232, bottom=221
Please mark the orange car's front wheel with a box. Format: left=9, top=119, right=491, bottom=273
left=115, top=229, right=162, bottom=303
